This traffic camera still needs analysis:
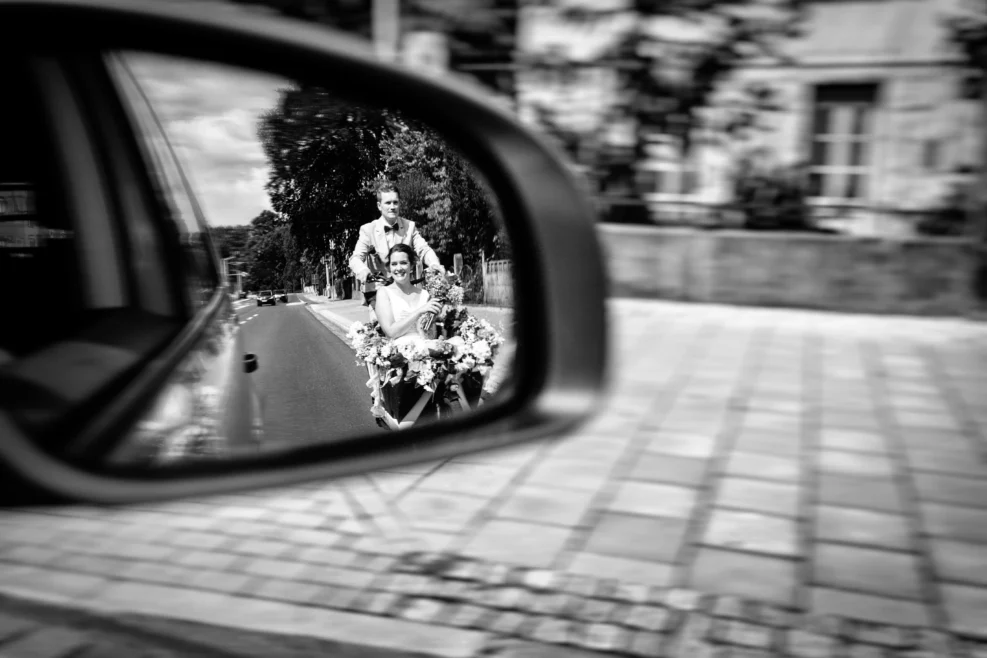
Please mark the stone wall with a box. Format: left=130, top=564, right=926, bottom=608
left=598, top=225, right=985, bottom=317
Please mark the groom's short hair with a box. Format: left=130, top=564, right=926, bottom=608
left=375, top=180, right=399, bottom=201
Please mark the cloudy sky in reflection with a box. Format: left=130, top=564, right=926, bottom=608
left=125, top=52, right=286, bottom=227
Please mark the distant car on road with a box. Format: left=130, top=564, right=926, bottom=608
left=238, top=290, right=248, bottom=300
left=257, top=290, right=276, bottom=307
left=277, top=290, right=289, bottom=303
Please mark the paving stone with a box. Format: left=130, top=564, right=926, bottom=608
left=240, top=557, right=307, bottom=580
left=575, top=598, right=620, bottom=623
left=662, top=613, right=716, bottom=656
left=307, top=584, right=362, bottom=610
left=171, top=550, right=243, bottom=571
left=297, top=564, right=376, bottom=590
left=715, top=478, right=801, bottom=517
left=819, top=429, right=889, bottom=453
left=818, top=451, right=895, bottom=478
left=444, top=559, right=485, bottom=581
left=620, top=604, right=673, bottom=632
left=907, top=449, right=987, bottom=478
left=643, top=433, right=718, bottom=459
left=490, top=610, right=530, bottom=636
left=482, top=563, right=513, bottom=587
left=608, top=481, right=699, bottom=518
left=462, top=521, right=573, bottom=569
left=922, top=503, right=987, bottom=544
left=573, top=623, right=630, bottom=653
left=610, top=581, right=652, bottom=604
left=745, top=601, right=793, bottom=628
left=627, top=630, right=664, bottom=657
left=521, top=569, right=560, bottom=592
left=523, top=458, right=615, bottom=491
left=528, top=617, right=573, bottom=644
left=814, top=507, right=913, bottom=551
left=383, top=572, right=432, bottom=596
left=930, top=539, right=987, bottom=587
left=712, top=595, right=746, bottom=619
left=447, top=603, right=498, bottom=629
left=785, top=629, right=838, bottom=657
left=940, top=583, right=987, bottom=640
left=844, top=644, right=889, bottom=657
left=722, top=451, right=801, bottom=482
left=627, top=453, right=709, bottom=487
left=565, top=553, right=675, bottom=588
left=252, top=579, right=323, bottom=605
left=398, top=598, right=448, bottom=624
left=359, top=590, right=403, bottom=616
left=723, top=620, right=775, bottom=650
left=559, top=573, right=600, bottom=598
left=912, top=473, right=987, bottom=509
left=732, top=433, right=803, bottom=459
left=913, top=628, right=958, bottom=654
left=494, top=485, right=596, bottom=527
left=702, top=509, right=799, bottom=557
left=0, top=626, right=92, bottom=658
left=663, top=588, right=707, bottom=611
left=808, top=588, right=931, bottom=627
left=689, top=548, right=798, bottom=607
left=817, top=474, right=905, bottom=513
left=490, top=587, right=532, bottom=610
left=583, top=513, right=689, bottom=563
left=814, top=544, right=924, bottom=600
left=0, top=611, right=39, bottom=642
left=849, top=621, right=913, bottom=649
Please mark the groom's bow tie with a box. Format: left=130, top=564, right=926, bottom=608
left=383, top=223, right=398, bottom=233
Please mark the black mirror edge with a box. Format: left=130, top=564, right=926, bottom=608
left=0, top=0, right=609, bottom=506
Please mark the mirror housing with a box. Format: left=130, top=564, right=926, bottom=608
left=0, top=0, right=608, bottom=504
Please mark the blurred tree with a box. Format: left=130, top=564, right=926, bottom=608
left=521, top=0, right=805, bottom=224
left=209, top=224, right=251, bottom=259
left=372, top=120, right=511, bottom=272
left=946, top=1, right=987, bottom=242
left=257, top=83, right=395, bottom=287
left=241, top=209, right=291, bottom=289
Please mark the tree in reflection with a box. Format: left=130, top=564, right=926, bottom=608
left=256, top=84, right=509, bottom=295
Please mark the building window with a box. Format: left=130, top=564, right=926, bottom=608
left=637, top=134, right=700, bottom=198
left=808, top=83, right=879, bottom=201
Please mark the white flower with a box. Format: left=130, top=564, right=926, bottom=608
left=471, top=339, right=492, bottom=361
left=446, top=336, right=466, bottom=358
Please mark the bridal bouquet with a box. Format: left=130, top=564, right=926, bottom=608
left=419, top=269, right=466, bottom=334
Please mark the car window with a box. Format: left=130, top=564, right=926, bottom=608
left=104, top=55, right=220, bottom=313
left=0, top=57, right=121, bottom=366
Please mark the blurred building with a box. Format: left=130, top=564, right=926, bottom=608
left=515, top=0, right=983, bottom=237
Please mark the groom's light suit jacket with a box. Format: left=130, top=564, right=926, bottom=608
left=348, top=216, right=440, bottom=300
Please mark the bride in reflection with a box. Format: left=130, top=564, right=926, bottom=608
left=374, top=244, right=443, bottom=340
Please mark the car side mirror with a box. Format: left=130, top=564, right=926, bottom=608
left=0, top=0, right=607, bottom=505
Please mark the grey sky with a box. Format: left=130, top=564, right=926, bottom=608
left=125, top=52, right=288, bottom=227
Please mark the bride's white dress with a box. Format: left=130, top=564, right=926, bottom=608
left=378, top=285, right=431, bottom=340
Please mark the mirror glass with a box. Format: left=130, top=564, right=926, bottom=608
left=0, top=50, right=516, bottom=468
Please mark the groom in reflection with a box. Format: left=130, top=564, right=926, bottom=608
left=348, top=180, right=445, bottom=320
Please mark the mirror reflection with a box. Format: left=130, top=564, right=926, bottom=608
left=0, top=51, right=514, bottom=468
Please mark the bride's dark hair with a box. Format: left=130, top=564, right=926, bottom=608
left=387, top=243, right=417, bottom=268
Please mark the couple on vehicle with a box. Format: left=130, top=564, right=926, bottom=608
left=347, top=181, right=448, bottom=339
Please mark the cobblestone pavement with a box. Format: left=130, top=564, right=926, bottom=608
left=1, top=299, right=986, bottom=657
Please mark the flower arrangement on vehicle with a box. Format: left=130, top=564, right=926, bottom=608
left=346, top=274, right=505, bottom=421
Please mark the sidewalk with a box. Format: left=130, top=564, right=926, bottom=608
left=1, top=298, right=986, bottom=657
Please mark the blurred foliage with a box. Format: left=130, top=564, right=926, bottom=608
left=729, top=154, right=826, bottom=232
left=522, top=0, right=806, bottom=223
left=210, top=225, right=252, bottom=260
